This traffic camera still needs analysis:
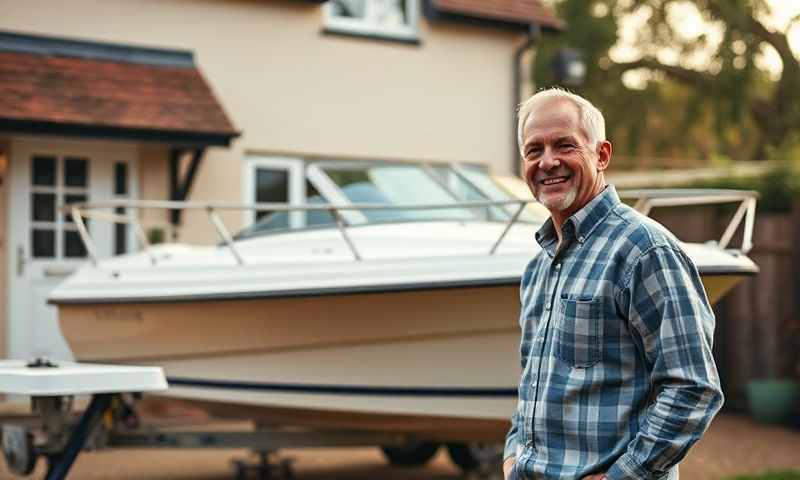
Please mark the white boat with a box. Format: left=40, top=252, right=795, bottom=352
left=48, top=162, right=758, bottom=443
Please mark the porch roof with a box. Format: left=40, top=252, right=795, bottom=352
left=430, top=0, right=563, bottom=31
left=0, top=31, right=239, bottom=147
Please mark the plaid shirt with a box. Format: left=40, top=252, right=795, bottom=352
left=505, top=186, right=723, bottom=480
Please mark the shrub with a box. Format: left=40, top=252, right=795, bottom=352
left=687, top=162, right=800, bottom=214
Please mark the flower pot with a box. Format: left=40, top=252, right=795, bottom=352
left=747, top=379, right=800, bottom=424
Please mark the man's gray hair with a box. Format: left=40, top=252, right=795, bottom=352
left=517, top=88, right=606, bottom=156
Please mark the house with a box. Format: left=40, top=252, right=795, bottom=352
left=0, top=0, right=560, bottom=361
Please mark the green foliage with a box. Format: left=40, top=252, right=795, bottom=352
left=765, top=132, right=800, bottom=163
left=723, top=472, right=800, bottom=480
left=146, top=227, right=165, bottom=245
left=533, top=0, right=800, bottom=161
left=687, top=163, right=800, bottom=213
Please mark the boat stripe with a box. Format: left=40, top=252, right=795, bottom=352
left=167, top=377, right=517, bottom=397
left=50, top=266, right=756, bottom=305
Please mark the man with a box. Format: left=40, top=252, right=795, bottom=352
left=503, top=89, right=723, bottom=480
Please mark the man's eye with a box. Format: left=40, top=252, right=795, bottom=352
left=558, top=144, right=576, bottom=150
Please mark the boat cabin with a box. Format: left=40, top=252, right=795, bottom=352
left=236, top=160, right=548, bottom=240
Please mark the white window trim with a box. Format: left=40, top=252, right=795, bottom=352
left=324, top=0, right=420, bottom=42
left=243, top=156, right=305, bottom=229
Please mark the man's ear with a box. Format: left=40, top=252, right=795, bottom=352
left=595, top=141, right=612, bottom=172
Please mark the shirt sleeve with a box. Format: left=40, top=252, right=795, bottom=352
left=504, top=409, right=521, bottom=461
left=607, top=245, right=724, bottom=480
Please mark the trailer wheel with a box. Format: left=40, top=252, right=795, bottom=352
left=446, top=442, right=503, bottom=472
left=381, top=442, right=439, bottom=466
left=2, top=425, right=36, bottom=475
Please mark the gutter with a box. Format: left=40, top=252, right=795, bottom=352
left=512, top=24, right=542, bottom=176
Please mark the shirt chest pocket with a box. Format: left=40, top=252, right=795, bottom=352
left=555, top=296, right=603, bottom=368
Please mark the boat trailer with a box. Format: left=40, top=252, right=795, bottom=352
left=0, top=359, right=502, bottom=479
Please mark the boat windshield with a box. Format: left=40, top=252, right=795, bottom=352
left=427, top=165, right=511, bottom=222
left=320, top=164, right=474, bottom=223
left=428, top=164, right=548, bottom=224
left=234, top=163, right=538, bottom=240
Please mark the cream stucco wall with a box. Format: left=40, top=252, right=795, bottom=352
left=1, top=0, right=526, bottom=240
left=137, top=144, right=171, bottom=240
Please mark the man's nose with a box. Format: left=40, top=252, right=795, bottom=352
left=539, top=148, right=559, bottom=171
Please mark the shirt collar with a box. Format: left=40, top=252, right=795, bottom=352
left=535, top=185, right=620, bottom=256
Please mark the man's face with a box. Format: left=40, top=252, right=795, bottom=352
left=521, top=98, right=609, bottom=222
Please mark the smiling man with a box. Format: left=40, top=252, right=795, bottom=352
left=503, top=89, right=723, bottom=480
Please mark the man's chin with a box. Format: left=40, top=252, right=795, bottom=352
left=538, top=194, right=575, bottom=213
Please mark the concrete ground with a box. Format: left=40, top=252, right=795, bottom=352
left=0, top=413, right=798, bottom=479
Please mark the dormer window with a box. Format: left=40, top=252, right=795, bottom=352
left=325, top=0, right=419, bottom=42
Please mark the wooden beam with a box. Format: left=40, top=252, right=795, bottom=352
left=169, top=148, right=206, bottom=227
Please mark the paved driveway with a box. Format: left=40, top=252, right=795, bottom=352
left=1, top=414, right=798, bottom=479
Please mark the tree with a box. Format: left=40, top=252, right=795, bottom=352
left=533, top=0, right=800, bottom=161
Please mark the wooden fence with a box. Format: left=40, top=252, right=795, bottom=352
left=653, top=206, right=799, bottom=410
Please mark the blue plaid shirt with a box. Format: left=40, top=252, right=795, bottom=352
left=505, top=186, right=723, bottom=480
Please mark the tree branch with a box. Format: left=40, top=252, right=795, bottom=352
left=749, top=98, right=773, bottom=126
left=696, top=0, right=796, bottom=73
left=606, top=57, right=716, bottom=89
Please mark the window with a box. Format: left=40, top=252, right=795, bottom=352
left=30, top=155, right=89, bottom=259
left=240, top=157, right=305, bottom=238
left=29, top=155, right=91, bottom=259
left=254, top=169, right=290, bottom=228
left=113, top=162, right=129, bottom=255
left=325, top=0, right=419, bottom=41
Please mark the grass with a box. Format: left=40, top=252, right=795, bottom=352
left=723, top=472, right=800, bottom=480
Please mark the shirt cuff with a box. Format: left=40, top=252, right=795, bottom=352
left=503, top=437, right=520, bottom=461
left=605, top=453, right=670, bottom=480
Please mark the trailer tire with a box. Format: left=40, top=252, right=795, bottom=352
left=446, top=442, right=503, bottom=472
left=2, top=425, right=36, bottom=476
left=381, top=442, right=439, bottom=466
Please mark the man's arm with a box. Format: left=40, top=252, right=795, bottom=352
left=503, top=408, right=520, bottom=460
left=503, top=409, right=520, bottom=479
left=607, top=245, right=724, bottom=480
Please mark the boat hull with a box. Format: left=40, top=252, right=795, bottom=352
left=57, top=272, right=748, bottom=440
left=59, top=285, right=520, bottom=362
left=60, top=284, right=520, bottom=440
left=152, top=332, right=519, bottom=442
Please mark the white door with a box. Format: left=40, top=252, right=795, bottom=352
left=7, top=139, right=137, bottom=361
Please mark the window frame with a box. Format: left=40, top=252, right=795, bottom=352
left=323, top=0, right=420, bottom=42
left=243, top=156, right=305, bottom=229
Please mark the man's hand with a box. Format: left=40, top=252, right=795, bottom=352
left=502, top=456, right=515, bottom=480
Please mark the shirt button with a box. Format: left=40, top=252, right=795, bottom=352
left=545, top=303, right=551, bottom=311
left=578, top=236, right=585, bottom=243
left=555, top=263, right=561, bottom=270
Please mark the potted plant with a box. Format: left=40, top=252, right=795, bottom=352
left=747, top=326, right=800, bottom=425
left=146, top=227, right=165, bottom=245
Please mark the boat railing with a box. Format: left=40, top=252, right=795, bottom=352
left=66, top=189, right=757, bottom=267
